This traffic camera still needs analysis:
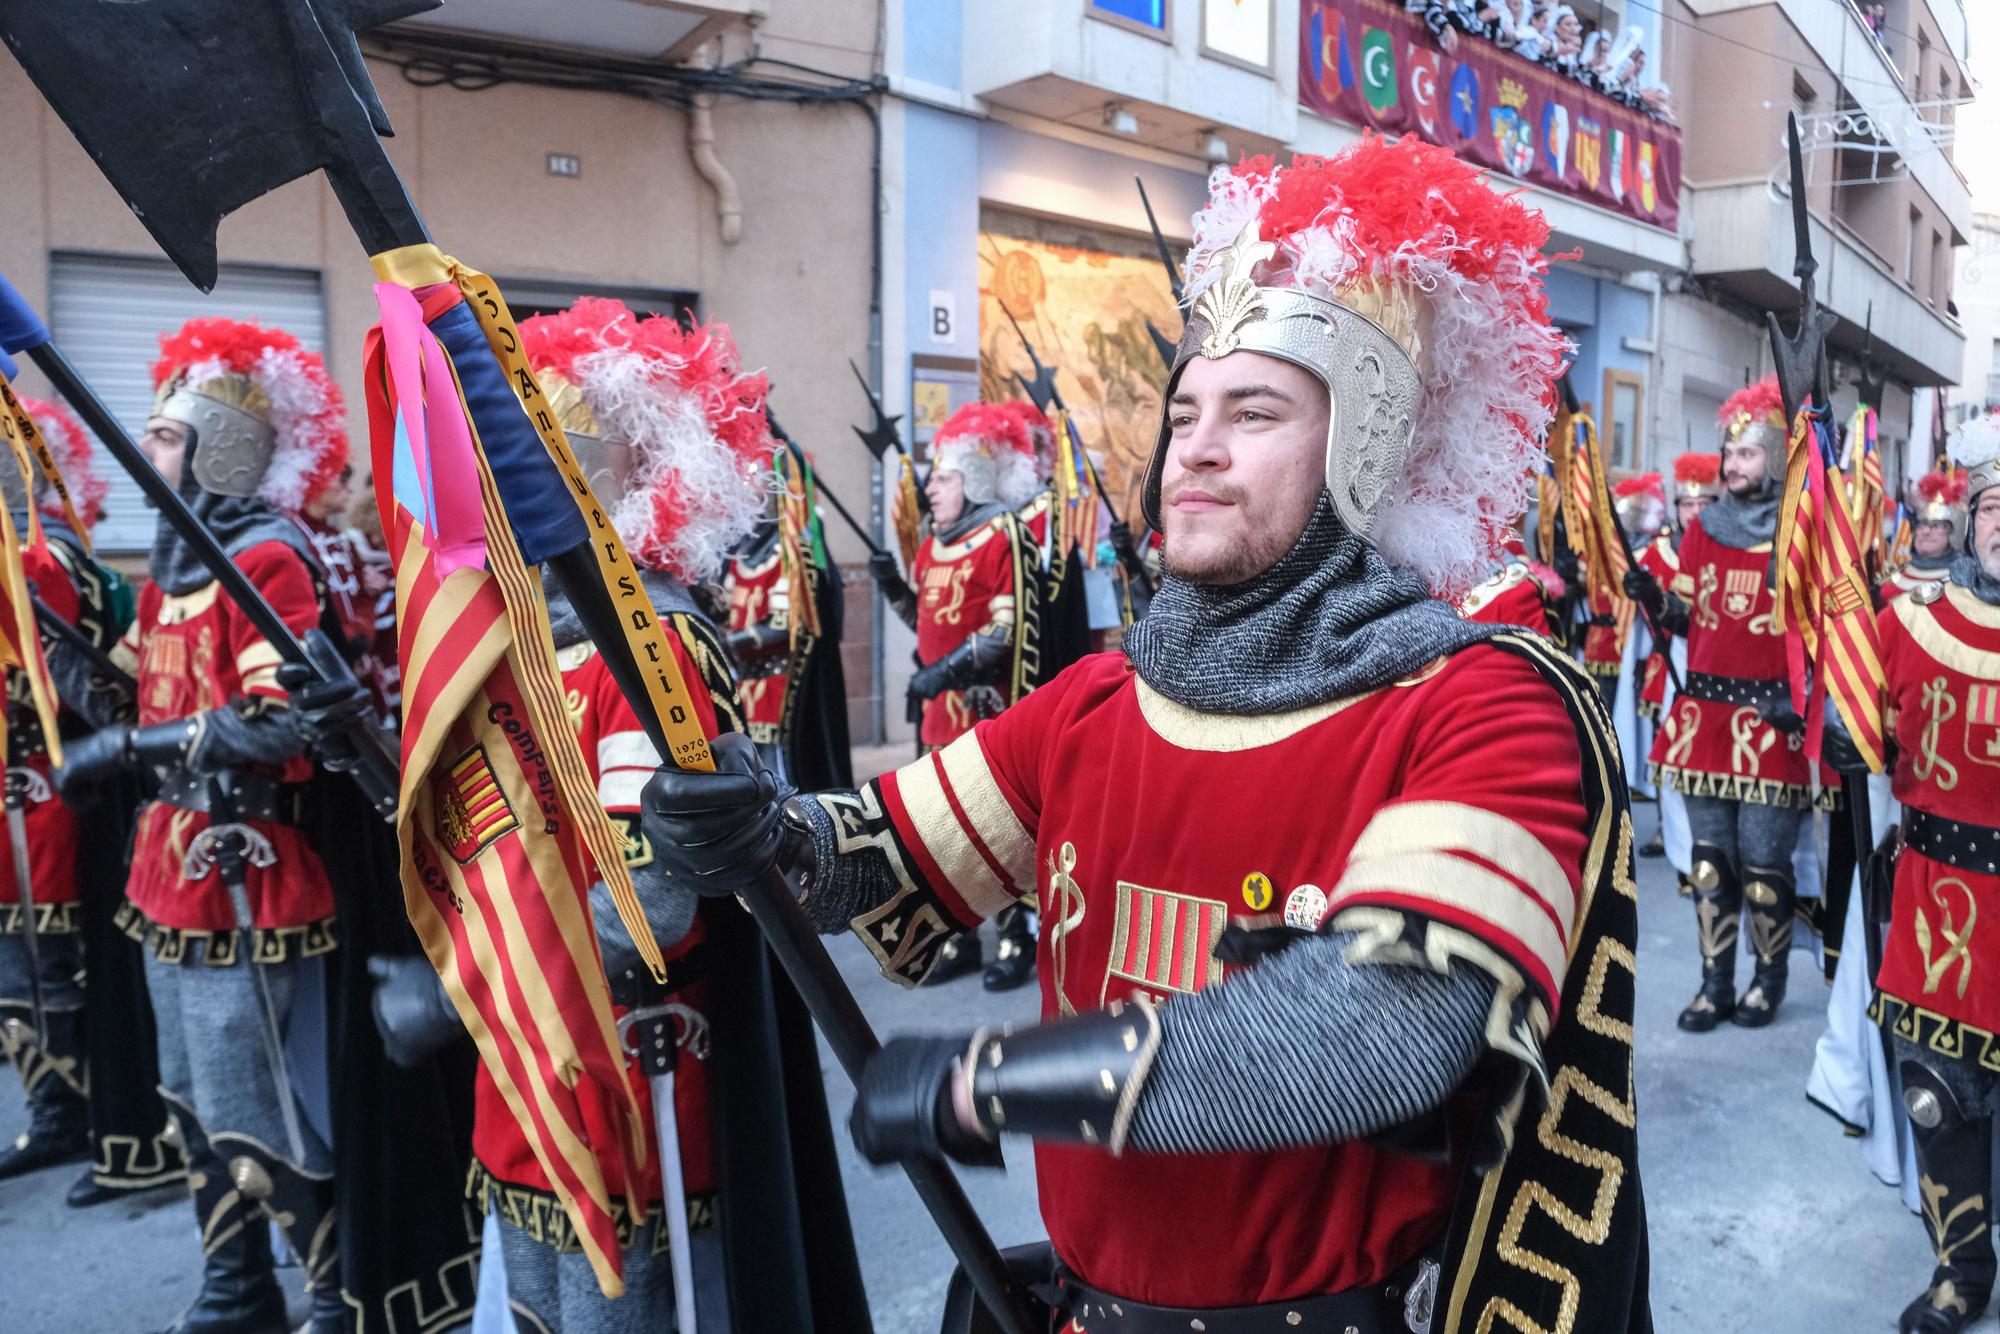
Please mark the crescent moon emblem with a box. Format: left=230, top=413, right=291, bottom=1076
left=1365, top=45, right=1390, bottom=87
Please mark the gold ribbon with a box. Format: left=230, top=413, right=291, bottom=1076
left=0, top=377, right=91, bottom=554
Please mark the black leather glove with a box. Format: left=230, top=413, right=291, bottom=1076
left=367, top=955, right=464, bottom=1069
left=908, top=656, right=954, bottom=703
left=869, top=552, right=918, bottom=630
left=54, top=726, right=131, bottom=799
left=637, top=732, right=790, bottom=896
left=1757, top=698, right=1806, bottom=738
left=1819, top=725, right=1866, bottom=775
left=1623, top=567, right=1665, bottom=619
left=275, top=660, right=376, bottom=773
left=849, top=1034, right=1002, bottom=1169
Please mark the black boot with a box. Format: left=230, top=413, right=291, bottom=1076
left=1732, top=865, right=1795, bottom=1028
left=0, top=1006, right=90, bottom=1179
left=1898, top=1061, right=1996, bottom=1333
left=65, top=1164, right=124, bottom=1208
left=1639, top=832, right=1665, bottom=859
left=1678, top=845, right=1740, bottom=1032
left=156, top=1108, right=290, bottom=1334
left=983, top=904, right=1036, bottom=992
left=921, top=932, right=981, bottom=986
left=224, top=1140, right=339, bottom=1331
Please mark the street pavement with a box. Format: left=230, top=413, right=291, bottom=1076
left=0, top=783, right=1980, bottom=1332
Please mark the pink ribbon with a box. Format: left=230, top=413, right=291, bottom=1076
left=374, top=281, right=487, bottom=576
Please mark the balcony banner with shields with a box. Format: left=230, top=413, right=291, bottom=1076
left=1301, top=0, right=1682, bottom=230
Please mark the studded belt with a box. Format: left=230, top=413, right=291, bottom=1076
left=1905, top=807, right=2000, bottom=878
left=606, top=943, right=710, bottom=1009
left=1052, top=1246, right=1440, bottom=1334
left=1684, top=672, right=1787, bottom=709
left=154, top=770, right=308, bottom=827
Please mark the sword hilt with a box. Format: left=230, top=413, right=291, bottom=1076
left=616, top=1001, right=709, bottom=1078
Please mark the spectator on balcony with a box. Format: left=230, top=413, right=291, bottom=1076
left=1512, top=3, right=1555, bottom=61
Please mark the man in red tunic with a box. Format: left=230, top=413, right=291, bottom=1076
left=872, top=402, right=1044, bottom=988
left=645, top=135, right=1649, bottom=1330
left=1458, top=531, right=1560, bottom=631
left=0, top=394, right=121, bottom=1184
left=366, top=299, right=867, bottom=1333
left=1863, top=414, right=2000, bottom=1334
left=1629, top=377, right=1831, bottom=1031
left=1884, top=463, right=1970, bottom=603
left=57, top=318, right=350, bottom=1333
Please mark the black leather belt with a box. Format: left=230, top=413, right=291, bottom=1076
left=607, top=943, right=710, bottom=1009
left=1051, top=1247, right=1439, bottom=1334
left=1905, top=807, right=2000, bottom=877
left=154, top=770, right=308, bottom=826
left=1685, top=672, right=1786, bottom=708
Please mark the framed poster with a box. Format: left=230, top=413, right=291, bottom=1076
left=1090, top=0, right=1170, bottom=40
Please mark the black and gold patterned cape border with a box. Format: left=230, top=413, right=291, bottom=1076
left=1648, top=760, right=1840, bottom=812
left=1439, top=632, right=1652, bottom=1333
left=1869, top=991, right=2000, bottom=1074
left=114, top=900, right=337, bottom=967
left=1, top=900, right=81, bottom=934
left=467, top=1158, right=718, bottom=1255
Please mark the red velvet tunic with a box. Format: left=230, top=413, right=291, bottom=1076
left=1582, top=570, right=1627, bottom=678
left=122, top=541, right=335, bottom=945
left=872, top=648, right=1588, bottom=1306
left=724, top=545, right=790, bottom=745
left=1647, top=516, right=1829, bottom=808
left=912, top=513, right=1028, bottom=749
left=1635, top=532, right=1679, bottom=719
left=1458, top=559, right=1550, bottom=631
left=1871, top=584, right=2000, bottom=1044
left=0, top=543, right=83, bottom=924
left=471, top=625, right=722, bottom=1238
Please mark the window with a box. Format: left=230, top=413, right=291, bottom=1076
left=1908, top=207, right=1923, bottom=284
left=1090, top=0, right=1168, bottom=36
left=1603, top=368, right=1645, bottom=471
left=48, top=252, right=327, bottom=552
left=1792, top=72, right=1818, bottom=121
left=1202, top=0, right=1272, bottom=71
left=1932, top=230, right=1947, bottom=308
left=1985, top=340, right=2000, bottom=405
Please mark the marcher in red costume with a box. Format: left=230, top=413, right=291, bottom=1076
left=1630, top=377, right=1833, bottom=1032
left=1885, top=463, right=1971, bottom=603
left=57, top=317, right=348, bottom=1333
left=1458, top=532, right=1559, bottom=631
left=1862, top=411, right=2000, bottom=1334
left=0, top=394, right=123, bottom=1185
left=366, top=298, right=868, bottom=1333
left=871, top=401, right=1045, bottom=987
left=645, top=134, right=1649, bottom=1331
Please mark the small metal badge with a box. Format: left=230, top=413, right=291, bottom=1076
left=1241, top=871, right=1273, bottom=911
left=1283, top=883, right=1329, bottom=931
left=1404, top=1257, right=1440, bottom=1333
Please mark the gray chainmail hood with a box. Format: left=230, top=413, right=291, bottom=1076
left=147, top=440, right=316, bottom=595
left=1121, top=491, right=1495, bottom=716
left=1951, top=554, right=2000, bottom=607
left=1696, top=479, right=1781, bottom=551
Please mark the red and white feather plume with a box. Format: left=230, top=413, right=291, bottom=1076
left=996, top=399, right=1057, bottom=484
left=18, top=395, right=108, bottom=531
left=1181, top=135, right=1569, bottom=597
left=1717, top=377, right=1785, bottom=439
left=1672, top=452, right=1720, bottom=492
left=151, top=317, right=348, bottom=515
left=931, top=402, right=1042, bottom=510
left=519, top=297, right=772, bottom=585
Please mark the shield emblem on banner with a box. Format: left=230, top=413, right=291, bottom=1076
left=1490, top=106, right=1535, bottom=177
left=1639, top=141, right=1658, bottom=213
left=1409, top=50, right=1439, bottom=136
left=1609, top=128, right=1629, bottom=202
left=1575, top=117, right=1604, bottom=190
left=1450, top=63, right=1481, bottom=139
left=1362, top=28, right=1397, bottom=114
left=1967, top=684, right=2000, bottom=768
left=1542, top=101, right=1571, bottom=181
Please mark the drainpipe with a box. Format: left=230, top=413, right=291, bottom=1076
left=687, top=41, right=743, bottom=245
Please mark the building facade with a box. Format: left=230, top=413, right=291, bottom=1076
left=0, top=0, right=887, bottom=735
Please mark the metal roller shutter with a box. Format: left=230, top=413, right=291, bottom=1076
left=47, top=253, right=327, bottom=553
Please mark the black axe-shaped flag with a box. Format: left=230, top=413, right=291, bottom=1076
left=0, top=4, right=1039, bottom=1327
left=1764, top=114, right=1839, bottom=425
left=1854, top=302, right=1888, bottom=414
left=1000, top=304, right=1129, bottom=532
left=1135, top=175, right=1185, bottom=374
left=847, top=357, right=928, bottom=516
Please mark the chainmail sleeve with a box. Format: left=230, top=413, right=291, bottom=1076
left=591, top=865, right=699, bottom=981
left=1123, top=929, right=1499, bottom=1155
left=187, top=696, right=307, bottom=771
left=790, top=785, right=907, bottom=933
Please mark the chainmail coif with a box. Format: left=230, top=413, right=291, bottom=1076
left=1121, top=491, right=1494, bottom=715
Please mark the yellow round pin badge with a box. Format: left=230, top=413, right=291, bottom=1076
left=1241, top=872, right=1273, bottom=912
